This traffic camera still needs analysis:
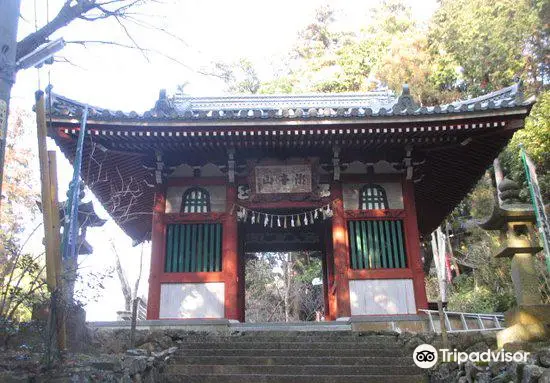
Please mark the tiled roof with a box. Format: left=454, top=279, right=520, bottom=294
left=46, top=82, right=534, bottom=242
left=47, top=83, right=533, bottom=122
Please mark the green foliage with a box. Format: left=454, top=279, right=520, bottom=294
left=211, top=58, right=260, bottom=94
left=1, top=109, right=39, bottom=235
left=430, top=0, right=538, bottom=95
left=293, top=5, right=337, bottom=59
left=0, top=233, right=48, bottom=323
left=257, top=1, right=461, bottom=102
left=0, top=109, right=45, bottom=323
left=245, top=252, right=323, bottom=322
left=447, top=275, right=515, bottom=313
left=500, top=91, right=550, bottom=201
left=0, top=317, right=19, bottom=347
left=294, top=255, right=322, bottom=285
left=449, top=173, right=495, bottom=221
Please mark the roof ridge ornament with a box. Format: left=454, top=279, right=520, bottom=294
left=513, top=79, right=524, bottom=105
left=392, top=84, right=418, bottom=114
left=153, top=89, right=175, bottom=117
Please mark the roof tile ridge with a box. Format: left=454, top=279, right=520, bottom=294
left=449, top=83, right=521, bottom=107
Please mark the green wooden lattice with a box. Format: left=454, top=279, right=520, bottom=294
left=165, top=223, right=222, bottom=272
left=348, top=220, right=407, bottom=269
left=360, top=185, right=389, bottom=210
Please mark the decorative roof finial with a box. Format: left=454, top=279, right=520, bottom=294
left=393, top=84, right=418, bottom=113
left=513, top=79, right=524, bottom=105
left=153, top=88, right=174, bottom=117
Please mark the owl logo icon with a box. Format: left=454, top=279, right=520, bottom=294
left=413, top=344, right=438, bottom=368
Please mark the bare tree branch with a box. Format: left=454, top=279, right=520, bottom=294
left=113, top=15, right=150, bottom=62
left=65, top=40, right=223, bottom=78
left=133, top=242, right=144, bottom=299
left=112, top=241, right=132, bottom=311
left=16, top=0, right=147, bottom=61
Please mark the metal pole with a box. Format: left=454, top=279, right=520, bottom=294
left=438, top=299, right=449, bottom=347
left=60, top=105, right=88, bottom=308
left=0, top=0, right=22, bottom=211
left=62, top=105, right=88, bottom=262
left=35, top=91, right=57, bottom=290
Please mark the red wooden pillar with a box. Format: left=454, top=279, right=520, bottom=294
left=237, top=224, right=246, bottom=322
left=403, top=179, right=429, bottom=311
left=146, top=186, right=166, bottom=320
left=331, top=183, right=351, bottom=318
left=222, top=184, right=240, bottom=320
left=324, top=222, right=336, bottom=321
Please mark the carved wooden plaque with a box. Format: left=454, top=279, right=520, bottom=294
left=248, top=158, right=320, bottom=201
left=255, top=164, right=312, bottom=194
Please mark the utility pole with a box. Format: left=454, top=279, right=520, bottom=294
left=0, top=0, right=22, bottom=210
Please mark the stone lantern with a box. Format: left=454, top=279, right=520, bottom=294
left=480, top=176, right=549, bottom=347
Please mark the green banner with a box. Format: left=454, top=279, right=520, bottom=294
left=521, top=146, right=550, bottom=274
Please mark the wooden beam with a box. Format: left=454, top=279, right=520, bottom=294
left=403, top=179, right=429, bottom=311
left=146, top=186, right=166, bottom=320
left=35, top=91, right=56, bottom=290
left=36, top=92, right=65, bottom=351
left=47, top=151, right=62, bottom=286
left=47, top=150, right=65, bottom=350
left=331, top=183, right=351, bottom=318
left=348, top=268, right=414, bottom=280
left=159, top=271, right=225, bottom=283
left=222, top=184, right=239, bottom=321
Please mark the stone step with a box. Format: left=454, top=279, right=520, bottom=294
left=177, top=341, right=403, bottom=350
left=230, top=325, right=352, bottom=332
left=167, top=364, right=420, bottom=376
left=177, top=339, right=400, bottom=346
left=175, top=348, right=409, bottom=357
left=168, top=355, right=415, bottom=366
left=179, top=333, right=396, bottom=341
left=229, top=327, right=353, bottom=333
left=165, top=373, right=426, bottom=383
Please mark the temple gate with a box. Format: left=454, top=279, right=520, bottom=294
left=45, top=83, right=533, bottom=322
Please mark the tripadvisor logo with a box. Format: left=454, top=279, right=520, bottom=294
left=413, top=344, right=530, bottom=369
left=413, top=344, right=438, bottom=368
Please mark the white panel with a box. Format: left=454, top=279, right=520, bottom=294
left=159, top=282, right=225, bottom=319
left=170, top=164, right=194, bottom=178
left=349, top=279, right=416, bottom=315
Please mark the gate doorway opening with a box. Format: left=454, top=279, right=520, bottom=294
left=244, top=251, right=324, bottom=323
left=238, top=210, right=333, bottom=323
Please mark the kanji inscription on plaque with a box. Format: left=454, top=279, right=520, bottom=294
left=255, top=165, right=312, bottom=194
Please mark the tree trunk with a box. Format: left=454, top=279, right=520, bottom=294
left=284, top=253, right=292, bottom=322
left=113, top=244, right=132, bottom=311
left=0, top=0, right=22, bottom=210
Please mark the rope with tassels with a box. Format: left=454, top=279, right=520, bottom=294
left=234, top=202, right=334, bottom=228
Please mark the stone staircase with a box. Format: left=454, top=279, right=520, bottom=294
left=165, top=331, right=427, bottom=382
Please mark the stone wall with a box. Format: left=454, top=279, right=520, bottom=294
left=397, top=331, right=550, bottom=382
